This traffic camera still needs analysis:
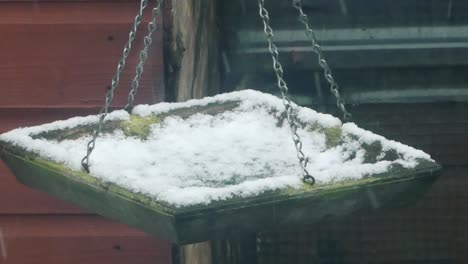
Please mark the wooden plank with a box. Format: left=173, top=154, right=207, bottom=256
left=0, top=3, right=163, bottom=107
left=0, top=130, right=442, bottom=245
left=1, top=0, right=133, bottom=3
left=166, top=0, right=221, bottom=261
left=0, top=24, right=162, bottom=107
left=3, top=106, right=458, bottom=218
left=0, top=2, right=158, bottom=25
left=0, top=215, right=171, bottom=264
left=0, top=108, right=103, bottom=214
left=0, top=108, right=100, bottom=134
left=0, top=2, right=164, bottom=213
left=0, top=161, right=86, bottom=214
left=166, top=0, right=220, bottom=102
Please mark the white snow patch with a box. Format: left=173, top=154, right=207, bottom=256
left=0, top=90, right=433, bottom=207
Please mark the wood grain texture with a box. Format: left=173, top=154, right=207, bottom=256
left=168, top=0, right=220, bottom=102
left=0, top=108, right=98, bottom=215
left=0, top=0, right=133, bottom=3
left=0, top=2, right=158, bottom=24
left=1, top=103, right=441, bottom=247
left=0, top=0, right=164, bottom=214
left=0, top=108, right=100, bottom=134
left=0, top=215, right=171, bottom=264
left=0, top=106, right=144, bottom=215
left=0, top=161, right=86, bottom=214
left=0, top=2, right=163, bottom=107
left=0, top=2, right=170, bottom=264
left=166, top=0, right=221, bottom=261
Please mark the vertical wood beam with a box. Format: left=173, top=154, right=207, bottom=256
left=163, top=1, right=257, bottom=263
left=164, top=0, right=220, bottom=102
left=180, top=242, right=213, bottom=264
left=164, top=0, right=221, bottom=263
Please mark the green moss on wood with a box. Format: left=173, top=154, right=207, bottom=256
left=322, top=126, right=342, bottom=148
left=307, top=124, right=343, bottom=148
left=121, top=115, right=160, bottom=139
left=0, top=98, right=442, bottom=214
left=32, top=121, right=120, bottom=142
left=31, top=156, right=174, bottom=215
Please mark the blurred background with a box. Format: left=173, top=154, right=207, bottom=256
left=1, top=0, right=468, bottom=263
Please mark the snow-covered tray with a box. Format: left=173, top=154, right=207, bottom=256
left=0, top=90, right=441, bottom=244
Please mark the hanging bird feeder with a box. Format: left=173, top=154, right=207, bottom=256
left=0, top=0, right=441, bottom=245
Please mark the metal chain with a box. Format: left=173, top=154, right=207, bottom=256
left=292, top=0, right=351, bottom=121
left=125, top=0, right=163, bottom=111
left=258, top=0, right=315, bottom=185
left=81, top=0, right=154, bottom=172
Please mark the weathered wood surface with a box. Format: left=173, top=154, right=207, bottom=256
left=0, top=215, right=170, bottom=264
left=0, top=0, right=164, bottom=215
left=0, top=161, right=86, bottom=214
left=180, top=243, right=213, bottom=264
left=165, top=0, right=221, bottom=261
left=0, top=1, right=170, bottom=264
left=0, top=133, right=442, bottom=245
left=0, top=2, right=163, bottom=107
left=1, top=102, right=464, bottom=260
left=0, top=3, right=155, bottom=24
left=31, top=101, right=240, bottom=142
left=166, top=0, right=220, bottom=102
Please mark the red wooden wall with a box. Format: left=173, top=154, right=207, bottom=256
left=0, top=1, right=171, bottom=263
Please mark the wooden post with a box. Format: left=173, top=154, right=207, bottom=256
left=164, top=0, right=220, bottom=102
left=163, top=0, right=220, bottom=263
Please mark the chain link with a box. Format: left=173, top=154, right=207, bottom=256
left=291, top=0, right=351, bottom=121
left=81, top=0, right=161, bottom=172
left=258, top=0, right=315, bottom=185
left=125, top=0, right=163, bottom=111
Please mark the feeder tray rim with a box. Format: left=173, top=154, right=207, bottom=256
left=0, top=141, right=442, bottom=217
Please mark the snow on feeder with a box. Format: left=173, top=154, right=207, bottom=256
left=0, top=90, right=440, bottom=244
left=0, top=0, right=441, bottom=245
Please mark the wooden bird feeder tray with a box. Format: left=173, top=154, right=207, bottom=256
left=0, top=91, right=441, bottom=245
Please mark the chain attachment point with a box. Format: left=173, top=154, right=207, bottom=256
left=81, top=0, right=163, bottom=172
left=125, top=0, right=162, bottom=111
left=258, top=0, right=315, bottom=186
left=302, top=173, right=315, bottom=185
